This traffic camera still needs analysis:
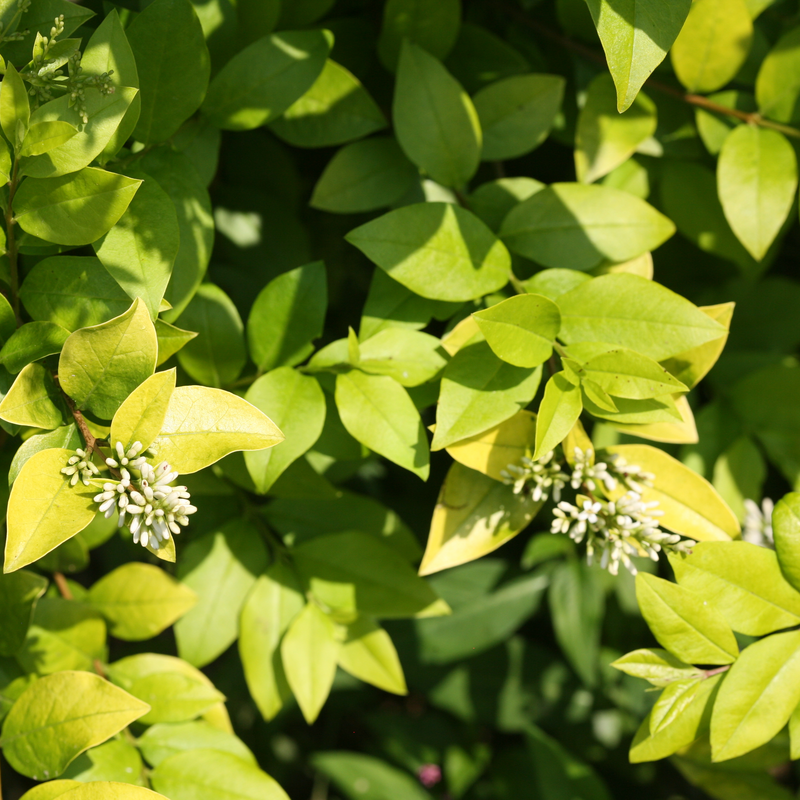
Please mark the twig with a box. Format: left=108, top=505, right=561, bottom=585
left=494, top=0, right=800, bottom=139
left=704, top=665, right=731, bottom=678
left=93, top=658, right=107, bottom=679
left=53, top=571, right=73, bottom=600
left=509, top=272, right=527, bottom=294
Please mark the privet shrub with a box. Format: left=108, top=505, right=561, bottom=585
left=0, top=0, right=797, bottom=799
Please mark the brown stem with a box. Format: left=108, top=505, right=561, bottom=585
left=704, top=665, right=731, bottom=678
left=5, top=157, right=21, bottom=326
left=494, top=1, right=800, bottom=140
left=453, top=188, right=471, bottom=209
left=53, top=571, right=73, bottom=600
left=93, top=658, right=107, bottom=679
left=57, top=380, right=97, bottom=454
left=493, top=160, right=507, bottom=179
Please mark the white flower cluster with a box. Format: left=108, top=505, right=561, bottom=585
left=61, top=448, right=99, bottom=486
left=92, top=441, right=196, bottom=550
left=551, top=492, right=696, bottom=576
left=743, top=498, right=774, bottom=548
left=606, top=453, right=655, bottom=493
left=569, top=448, right=616, bottom=492
left=501, top=450, right=567, bottom=502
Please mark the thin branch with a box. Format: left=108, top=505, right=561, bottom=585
left=509, top=272, right=527, bottom=295
left=494, top=1, right=800, bottom=139
left=704, top=664, right=731, bottom=678
left=53, top=571, right=73, bottom=600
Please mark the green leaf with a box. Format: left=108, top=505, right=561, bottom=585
left=270, top=59, right=386, bottom=148
left=572, top=347, right=687, bottom=399
left=0, top=63, right=29, bottom=146
left=202, top=30, right=332, bottom=131
left=281, top=603, right=340, bottom=724
left=0, top=363, right=64, bottom=429
left=156, top=320, right=197, bottom=366
left=0, top=322, right=70, bottom=374
left=773, top=493, right=800, bottom=593
left=557, top=274, right=728, bottom=361
left=338, top=617, right=407, bottom=694
left=473, top=293, right=560, bottom=368
left=138, top=148, right=214, bottom=322
left=175, top=284, right=246, bottom=387
left=533, top=373, right=583, bottom=460
left=611, top=648, right=704, bottom=686
left=432, top=340, right=542, bottom=451
left=129, top=672, right=225, bottom=725
left=127, top=0, right=210, bottom=143
left=14, top=168, right=142, bottom=247
left=420, top=461, right=541, bottom=575
left=0, top=296, right=17, bottom=351
left=59, top=298, right=157, bottom=419
left=473, top=74, right=564, bottom=161
left=293, top=531, right=446, bottom=619
left=717, top=126, right=797, bottom=261
left=347, top=203, right=510, bottom=302
left=88, top=562, right=197, bottom=641
left=671, top=0, right=753, bottom=93
left=19, top=121, right=78, bottom=158
left=359, top=268, right=461, bottom=346
left=106, top=653, right=226, bottom=730
left=0, top=569, right=47, bottom=656
left=0, top=671, right=149, bottom=780
left=80, top=9, right=141, bottom=162
left=239, top=563, right=304, bottom=721
left=629, top=674, right=722, bottom=763
left=244, top=369, right=325, bottom=494
left=635, top=573, right=739, bottom=665
left=756, top=27, right=800, bottom=125
left=550, top=561, right=604, bottom=685
left=151, top=749, right=289, bottom=800
left=17, top=598, right=106, bottom=675
left=137, top=721, right=255, bottom=768
left=21, top=89, right=138, bottom=179
left=110, top=369, right=176, bottom=455
left=175, top=519, right=268, bottom=667
left=711, top=628, right=800, bottom=761
left=247, top=262, right=327, bottom=374
left=377, top=0, right=461, bottom=70
left=0, top=136, right=10, bottom=183
left=61, top=739, right=143, bottom=784
left=150, top=385, right=284, bottom=474
left=416, top=570, right=547, bottom=662
left=264, top=489, right=421, bottom=561
left=335, top=369, right=429, bottom=479
left=469, top=177, right=545, bottom=233
left=574, top=73, right=657, bottom=183
left=94, top=171, right=180, bottom=319
left=313, top=752, right=433, bottom=800
left=669, top=542, right=800, bottom=636
left=358, top=328, right=448, bottom=386
left=500, top=184, right=674, bottom=271
left=393, top=41, right=481, bottom=188
left=4, top=448, right=96, bottom=573
left=608, top=444, right=740, bottom=541
left=310, top=138, right=419, bottom=214
left=19, top=256, right=132, bottom=331
left=585, top=0, right=691, bottom=111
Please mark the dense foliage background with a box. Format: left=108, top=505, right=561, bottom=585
left=2, top=0, right=800, bottom=799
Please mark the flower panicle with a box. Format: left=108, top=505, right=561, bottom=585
left=61, top=448, right=99, bottom=486
left=90, top=441, right=196, bottom=551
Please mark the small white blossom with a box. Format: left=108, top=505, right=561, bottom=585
left=743, top=498, right=774, bottom=548
left=550, top=490, right=694, bottom=576
left=93, top=442, right=196, bottom=551
left=607, top=453, right=655, bottom=493
left=61, top=448, right=100, bottom=486
left=501, top=450, right=567, bottom=503
left=570, top=447, right=617, bottom=492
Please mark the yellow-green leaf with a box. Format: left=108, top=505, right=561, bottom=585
left=4, top=448, right=96, bottom=573
left=0, top=362, right=64, bottom=429
left=110, top=369, right=176, bottom=454
left=608, top=444, right=740, bottom=541
left=149, top=386, right=284, bottom=474
left=337, top=617, right=407, bottom=695
left=420, top=461, right=541, bottom=575
left=0, top=671, right=149, bottom=779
